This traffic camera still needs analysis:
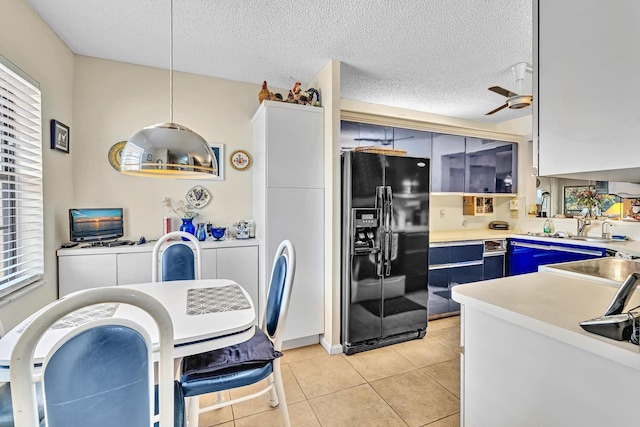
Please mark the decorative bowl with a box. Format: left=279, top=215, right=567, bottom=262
left=210, top=227, right=226, bottom=240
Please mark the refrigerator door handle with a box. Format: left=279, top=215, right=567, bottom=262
left=376, top=185, right=386, bottom=277
left=384, top=186, right=393, bottom=276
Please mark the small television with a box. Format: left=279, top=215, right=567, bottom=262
left=69, top=208, right=124, bottom=243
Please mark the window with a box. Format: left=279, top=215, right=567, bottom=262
left=0, top=56, right=43, bottom=297
left=563, top=185, right=617, bottom=216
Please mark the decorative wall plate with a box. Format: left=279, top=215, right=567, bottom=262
left=185, top=185, right=211, bottom=208
left=229, top=149, right=251, bottom=171
left=108, top=141, right=127, bottom=171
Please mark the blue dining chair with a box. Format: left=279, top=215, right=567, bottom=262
left=152, top=231, right=203, bottom=282
left=10, top=287, right=180, bottom=427
left=180, top=240, right=296, bottom=427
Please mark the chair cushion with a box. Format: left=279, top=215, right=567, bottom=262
left=44, top=325, right=152, bottom=426
left=266, top=255, right=287, bottom=336
left=181, top=326, right=282, bottom=378
left=162, top=244, right=195, bottom=281
left=181, top=362, right=273, bottom=397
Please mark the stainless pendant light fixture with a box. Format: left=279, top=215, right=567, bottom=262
left=120, top=0, right=218, bottom=179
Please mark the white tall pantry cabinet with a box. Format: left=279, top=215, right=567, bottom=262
left=252, top=101, right=324, bottom=345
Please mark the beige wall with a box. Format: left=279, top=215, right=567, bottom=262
left=0, top=0, right=74, bottom=329
left=73, top=56, right=259, bottom=239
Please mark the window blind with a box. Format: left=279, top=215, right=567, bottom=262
left=0, top=57, right=43, bottom=297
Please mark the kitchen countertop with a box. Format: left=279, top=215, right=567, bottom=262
left=57, top=238, right=259, bottom=256
left=452, top=270, right=640, bottom=370
left=430, top=229, right=640, bottom=257
left=429, top=229, right=519, bottom=243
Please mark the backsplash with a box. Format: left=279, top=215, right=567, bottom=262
left=429, top=195, right=512, bottom=231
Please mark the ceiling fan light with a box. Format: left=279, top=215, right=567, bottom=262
left=507, top=95, right=533, bottom=109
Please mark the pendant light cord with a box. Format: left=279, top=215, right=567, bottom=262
left=169, top=0, right=174, bottom=123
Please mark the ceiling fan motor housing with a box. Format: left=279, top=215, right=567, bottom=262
left=507, top=95, right=533, bottom=109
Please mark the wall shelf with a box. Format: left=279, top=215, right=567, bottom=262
left=463, top=195, right=494, bottom=216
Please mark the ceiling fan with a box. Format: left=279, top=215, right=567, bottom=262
left=354, top=128, right=414, bottom=146
left=485, top=62, right=533, bottom=115
left=354, top=135, right=414, bottom=146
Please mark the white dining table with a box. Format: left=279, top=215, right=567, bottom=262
left=0, top=279, right=257, bottom=381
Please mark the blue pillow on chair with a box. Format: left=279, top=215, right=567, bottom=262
left=182, top=326, right=282, bottom=378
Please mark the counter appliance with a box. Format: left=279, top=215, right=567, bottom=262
left=341, top=151, right=430, bottom=354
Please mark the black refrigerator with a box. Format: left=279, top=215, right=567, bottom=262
left=341, top=151, right=430, bottom=355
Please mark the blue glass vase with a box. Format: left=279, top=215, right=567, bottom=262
left=180, top=218, right=195, bottom=240
left=195, top=223, right=207, bottom=241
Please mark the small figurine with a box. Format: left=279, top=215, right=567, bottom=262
left=283, top=82, right=321, bottom=106
left=258, top=81, right=270, bottom=104
left=258, top=81, right=320, bottom=106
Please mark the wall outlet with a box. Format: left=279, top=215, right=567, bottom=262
left=440, top=209, right=445, bottom=218
left=509, top=199, right=519, bottom=211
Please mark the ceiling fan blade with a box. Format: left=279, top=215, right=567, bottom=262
left=485, top=103, right=509, bottom=116
left=354, top=138, right=390, bottom=142
left=354, top=135, right=414, bottom=143
left=488, top=86, right=518, bottom=98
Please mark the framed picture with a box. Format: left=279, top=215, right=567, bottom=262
left=50, top=120, right=70, bottom=153
left=210, top=143, right=225, bottom=180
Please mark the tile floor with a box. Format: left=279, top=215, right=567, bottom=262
left=195, top=316, right=460, bottom=427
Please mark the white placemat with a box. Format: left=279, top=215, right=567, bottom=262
left=18, top=303, right=120, bottom=332
left=186, top=285, right=251, bottom=315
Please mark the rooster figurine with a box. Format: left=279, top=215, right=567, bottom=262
left=258, top=81, right=270, bottom=104
left=289, top=81, right=321, bottom=106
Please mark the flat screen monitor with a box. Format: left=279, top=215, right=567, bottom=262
left=69, top=208, right=124, bottom=243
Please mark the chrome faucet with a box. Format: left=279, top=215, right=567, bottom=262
left=576, top=217, right=591, bottom=237
left=602, top=221, right=613, bottom=239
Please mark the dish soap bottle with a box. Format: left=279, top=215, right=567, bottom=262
left=543, top=218, right=552, bottom=234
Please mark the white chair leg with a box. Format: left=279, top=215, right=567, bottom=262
left=215, top=391, right=223, bottom=403
left=186, top=396, right=200, bottom=427
left=272, top=362, right=290, bottom=427
left=267, top=375, right=279, bottom=407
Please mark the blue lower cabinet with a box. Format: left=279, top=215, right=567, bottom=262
left=483, top=254, right=505, bottom=280
left=508, top=238, right=605, bottom=276
left=428, top=268, right=450, bottom=317
left=448, top=263, right=483, bottom=312
left=508, top=240, right=550, bottom=275
left=429, top=242, right=485, bottom=318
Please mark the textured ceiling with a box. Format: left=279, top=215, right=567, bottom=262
left=25, top=0, right=532, bottom=124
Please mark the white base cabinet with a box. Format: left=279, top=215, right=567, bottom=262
left=58, top=254, right=117, bottom=295
left=57, top=241, right=259, bottom=318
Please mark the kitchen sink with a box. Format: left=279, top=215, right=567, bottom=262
left=567, top=236, right=616, bottom=243
left=520, top=232, right=624, bottom=243
left=521, top=232, right=569, bottom=239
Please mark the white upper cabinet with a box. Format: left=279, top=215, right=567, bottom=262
left=254, top=101, right=324, bottom=189
left=535, top=0, right=640, bottom=181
